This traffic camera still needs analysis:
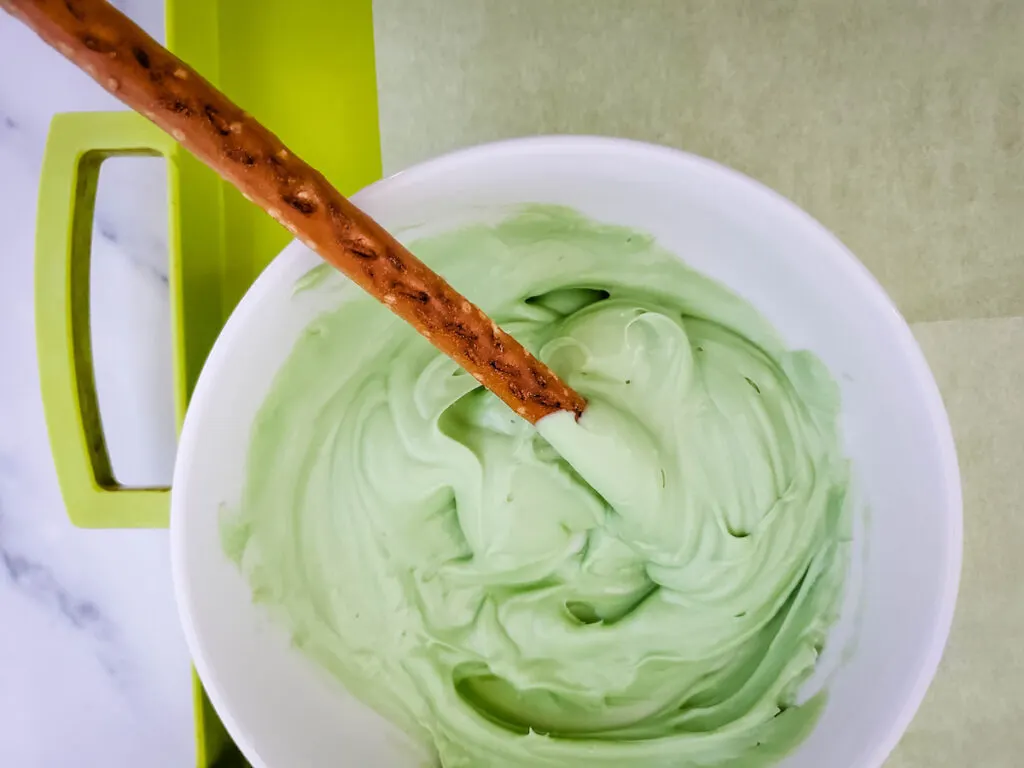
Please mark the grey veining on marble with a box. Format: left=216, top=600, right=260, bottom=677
left=0, top=3, right=191, bottom=766
left=2, top=0, right=1021, bottom=766
left=89, top=157, right=177, bottom=489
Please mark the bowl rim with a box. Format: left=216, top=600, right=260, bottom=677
left=171, top=134, right=963, bottom=768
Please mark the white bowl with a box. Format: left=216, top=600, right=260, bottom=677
left=171, top=137, right=962, bottom=768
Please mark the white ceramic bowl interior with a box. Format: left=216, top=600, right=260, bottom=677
left=171, top=137, right=962, bottom=768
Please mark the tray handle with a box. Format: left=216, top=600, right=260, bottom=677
left=36, top=111, right=177, bottom=528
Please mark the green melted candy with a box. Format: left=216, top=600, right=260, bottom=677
left=223, top=206, right=850, bottom=767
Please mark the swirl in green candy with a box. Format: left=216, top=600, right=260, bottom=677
left=223, top=206, right=850, bottom=767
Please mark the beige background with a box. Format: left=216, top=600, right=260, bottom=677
left=373, top=1, right=1023, bottom=764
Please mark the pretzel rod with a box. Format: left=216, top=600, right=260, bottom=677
left=5, top=0, right=586, bottom=424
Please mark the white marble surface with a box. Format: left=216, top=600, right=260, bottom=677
left=2, top=1, right=1020, bottom=767
left=0, top=2, right=194, bottom=766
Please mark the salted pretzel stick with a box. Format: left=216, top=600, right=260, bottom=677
left=4, top=0, right=586, bottom=424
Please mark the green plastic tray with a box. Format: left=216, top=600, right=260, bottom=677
left=34, top=1, right=382, bottom=764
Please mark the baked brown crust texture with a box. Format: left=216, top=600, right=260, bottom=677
left=5, top=0, right=587, bottom=423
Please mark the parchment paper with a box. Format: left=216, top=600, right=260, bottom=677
left=372, top=2, right=1024, bottom=763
